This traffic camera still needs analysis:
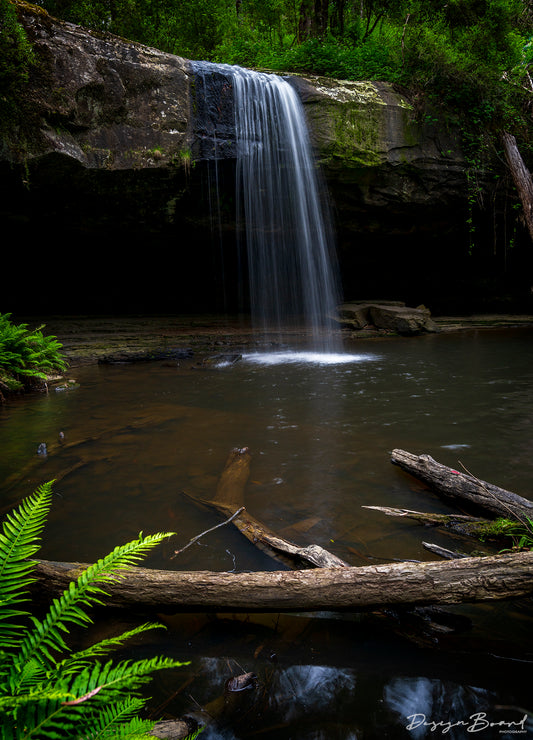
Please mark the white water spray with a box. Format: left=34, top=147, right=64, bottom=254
left=192, top=62, right=343, bottom=355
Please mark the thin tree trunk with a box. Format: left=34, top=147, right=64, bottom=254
left=502, top=131, right=533, bottom=242
left=31, top=551, right=533, bottom=612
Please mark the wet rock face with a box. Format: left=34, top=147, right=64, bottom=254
left=9, top=4, right=465, bottom=188
left=2, top=3, right=526, bottom=316
left=291, top=76, right=463, bottom=171
left=10, top=4, right=193, bottom=170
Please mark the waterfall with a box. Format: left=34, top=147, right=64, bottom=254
left=192, top=62, right=342, bottom=352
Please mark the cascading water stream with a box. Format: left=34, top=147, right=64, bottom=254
left=192, top=62, right=343, bottom=356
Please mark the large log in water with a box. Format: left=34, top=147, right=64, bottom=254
left=391, top=449, right=533, bottom=520
left=32, top=551, right=533, bottom=612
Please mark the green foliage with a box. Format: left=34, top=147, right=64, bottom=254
left=0, top=0, right=35, bottom=123
left=480, top=515, right=533, bottom=551
left=32, top=0, right=533, bottom=127
left=0, top=482, right=199, bottom=739
left=0, top=314, right=68, bottom=393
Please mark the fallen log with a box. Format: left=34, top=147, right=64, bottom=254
left=362, top=505, right=492, bottom=538
left=391, top=449, right=533, bottom=521
left=184, top=447, right=348, bottom=569
left=31, top=551, right=533, bottom=612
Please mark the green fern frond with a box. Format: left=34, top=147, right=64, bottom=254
left=0, top=482, right=53, bottom=590
left=12, top=532, right=174, bottom=677
left=9, top=698, right=84, bottom=740
left=83, top=532, right=176, bottom=581
left=0, top=486, right=186, bottom=739
left=80, top=697, right=152, bottom=739
left=5, top=657, right=186, bottom=739
left=56, top=623, right=169, bottom=678
left=0, top=483, right=54, bottom=647
left=0, top=685, right=73, bottom=711
left=67, top=655, right=185, bottom=698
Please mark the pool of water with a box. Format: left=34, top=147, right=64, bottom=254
left=1, top=327, right=533, bottom=737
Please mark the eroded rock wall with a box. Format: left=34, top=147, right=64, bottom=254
left=2, top=2, right=529, bottom=315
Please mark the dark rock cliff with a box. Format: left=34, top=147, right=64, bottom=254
left=2, top=2, right=530, bottom=315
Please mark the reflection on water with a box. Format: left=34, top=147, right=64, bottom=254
left=103, top=608, right=532, bottom=739
left=384, top=677, right=533, bottom=740
left=1, top=328, right=533, bottom=737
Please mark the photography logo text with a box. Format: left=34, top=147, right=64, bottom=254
left=406, top=711, right=529, bottom=735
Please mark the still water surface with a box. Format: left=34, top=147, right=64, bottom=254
left=1, top=328, right=533, bottom=738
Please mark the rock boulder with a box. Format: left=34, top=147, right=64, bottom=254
left=338, top=301, right=439, bottom=335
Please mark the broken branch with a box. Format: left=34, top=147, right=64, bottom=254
left=171, top=506, right=245, bottom=558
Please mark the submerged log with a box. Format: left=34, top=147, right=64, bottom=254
left=185, top=447, right=348, bottom=569
left=362, top=505, right=492, bottom=538
left=32, top=551, right=533, bottom=612
left=390, top=449, right=533, bottom=520
left=422, top=542, right=469, bottom=559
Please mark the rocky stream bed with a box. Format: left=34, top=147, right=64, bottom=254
left=16, top=311, right=533, bottom=371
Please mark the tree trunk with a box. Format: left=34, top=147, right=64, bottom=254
left=390, top=449, right=533, bottom=520
left=298, top=0, right=313, bottom=40
left=502, top=131, right=533, bottom=242
left=314, top=0, right=329, bottom=36
left=31, top=551, right=533, bottom=612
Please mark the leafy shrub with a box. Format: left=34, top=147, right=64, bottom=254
left=0, top=314, right=68, bottom=393
left=0, top=481, right=199, bottom=739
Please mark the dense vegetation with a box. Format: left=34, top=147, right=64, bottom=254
left=0, top=314, right=68, bottom=397
left=0, top=1, right=33, bottom=99
left=25, top=0, right=532, bottom=135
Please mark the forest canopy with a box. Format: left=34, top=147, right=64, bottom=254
left=28, top=0, right=532, bottom=132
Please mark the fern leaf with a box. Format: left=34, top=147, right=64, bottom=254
left=0, top=483, right=53, bottom=646
left=55, top=622, right=168, bottom=678
left=79, top=696, right=152, bottom=739
left=0, top=483, right=53, bottom=587
left=72, top=655, right=186, bottom=697
left=7, top=657, right=186, bottom=739
left=11, top=532, right=174, bottom=681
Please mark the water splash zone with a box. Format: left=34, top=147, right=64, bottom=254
left=192, top=62, right=342, bottom=354
left=242, top=351, right=377, bottom=366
